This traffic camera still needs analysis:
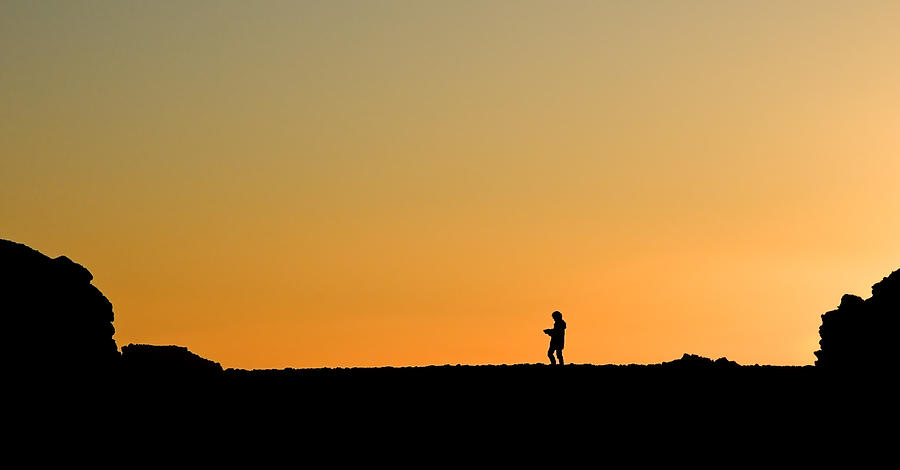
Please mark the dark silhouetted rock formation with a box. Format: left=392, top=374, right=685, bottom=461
left=815, top=268, right=900, bottom=369
left=121, top=344, right=223, bottom=377
left=1, top=239, right=119, bottom=374
left=661, top=353, right=740, bottom=369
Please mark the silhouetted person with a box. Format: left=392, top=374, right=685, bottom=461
left=543, top=311, right=566, bottom=365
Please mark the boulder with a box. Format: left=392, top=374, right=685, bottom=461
left=1, top=239, right=120, bottom=375
left=815, top=269, right=899, bottom=369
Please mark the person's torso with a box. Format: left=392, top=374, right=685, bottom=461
left=552, top=320, right=566, bottom=340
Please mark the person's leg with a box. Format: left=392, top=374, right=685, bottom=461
left=555, top=349, right=564, bottom=366
left=547, top=346, right=556, bottom=365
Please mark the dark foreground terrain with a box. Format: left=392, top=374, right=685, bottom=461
left=26, top=358, right=891, bottom=462
left=35, top=357, right=880, bottom=429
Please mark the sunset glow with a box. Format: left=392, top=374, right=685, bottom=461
left=3, top=1, right=899, bottom=368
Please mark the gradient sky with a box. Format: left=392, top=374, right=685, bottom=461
left=2, top=1, right=898, bottom=369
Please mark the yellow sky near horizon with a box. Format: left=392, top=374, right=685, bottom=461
left=2, top=1, right=899, bottom=368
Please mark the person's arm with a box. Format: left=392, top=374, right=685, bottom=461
left=552, top=322, right=565, bottom=335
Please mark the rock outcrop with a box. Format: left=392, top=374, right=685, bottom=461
left=661, top=353, right=740, bottom=369
left=121, top=344, right=223, bottom=377
left=1, top=239, right=119, bottom=374
left=815, top=269, right=899, bottom=369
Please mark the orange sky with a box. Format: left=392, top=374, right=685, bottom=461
left=2, top=1, right=899, bottom=368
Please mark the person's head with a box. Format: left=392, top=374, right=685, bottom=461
left=552, top=311, right=562, bottom=320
